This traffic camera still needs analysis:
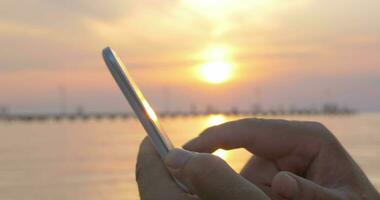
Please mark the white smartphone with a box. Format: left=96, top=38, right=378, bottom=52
left=102, top=47, right=189, bottom=192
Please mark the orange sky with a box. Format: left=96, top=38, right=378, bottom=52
left=0, top=0, right=379, bottom=113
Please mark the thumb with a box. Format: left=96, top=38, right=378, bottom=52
left=271, top=171, right=344, bottom=200
left=165, top=149, right=269, bottom=200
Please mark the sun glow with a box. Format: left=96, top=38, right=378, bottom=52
left=200, top=61, right=232, bottom=84
left=198, top=46, right=234, bottom=84
left=182, top=0, right=232, bottom=12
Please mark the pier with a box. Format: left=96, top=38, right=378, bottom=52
left=0, top=107, right=355, bottom=122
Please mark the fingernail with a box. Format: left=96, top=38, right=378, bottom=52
left=165, top=149, right=193, bottom=170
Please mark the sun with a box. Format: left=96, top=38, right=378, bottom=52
left=198, top=46, right=234, bottom=84
left=199, top=61, right=232, bottom=84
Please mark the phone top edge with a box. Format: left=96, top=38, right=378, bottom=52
left=102, top=47, right=113, bottom=60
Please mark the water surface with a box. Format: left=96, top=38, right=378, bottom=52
left=0, top=114, right=379, bottom=200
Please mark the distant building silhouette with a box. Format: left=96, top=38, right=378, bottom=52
left=230, top=106, right=239, bottom=115
left=205, top=104, right=216, bottom=114
left=0, top=106, right=9, bottom=117
left=252, top=103, right=262, bottom=114
left=189, top=103, right=198, bottom=115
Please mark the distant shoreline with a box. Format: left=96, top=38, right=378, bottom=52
left=0, top=109, right=356, bottom=122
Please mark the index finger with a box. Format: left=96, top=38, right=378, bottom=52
left=183, top=118, right=325, bottom=160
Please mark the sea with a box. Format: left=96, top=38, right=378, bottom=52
left=0, top=113, right=379, bottom=200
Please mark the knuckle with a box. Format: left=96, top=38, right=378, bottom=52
left=307, top=121, right=329, bottom=135
left=303, top=121, right=337, bottom=143
left=307, top=121, right=326, bottom=131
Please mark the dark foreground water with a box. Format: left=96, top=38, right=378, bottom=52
left=0, top=114, right=379, bottom=200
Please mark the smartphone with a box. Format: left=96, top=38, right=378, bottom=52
left=102, top=47, right=189, bottom=192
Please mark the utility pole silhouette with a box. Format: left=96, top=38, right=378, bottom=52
left=162, top=87, right=172, bottom=114
left=190, top=103, right=198, bottom=115
left=0, top=106, right=9, bottom=117
left=323, top=88, right=338, bottom=113
left=252, top=87, right=262, bottom=114
left=324, top=88, right=332, bottom=104
left=76, top=105, right=84, bottom=115
left=58, top=85, right=67, bottom=115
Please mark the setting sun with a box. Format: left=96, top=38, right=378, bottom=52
left=198, top=46, right=234, bottom=84
left=199, top=61, right=233, bottom=84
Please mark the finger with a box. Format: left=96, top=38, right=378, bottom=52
left=183, top=118, right=322, bottom=160
left=136, top=137, right=198, bottom=200
left=240, top=156, right=279, bottom=197
left=271, top=171, right=344, bottom=200
left=165, top=149, right=270, bottom=200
